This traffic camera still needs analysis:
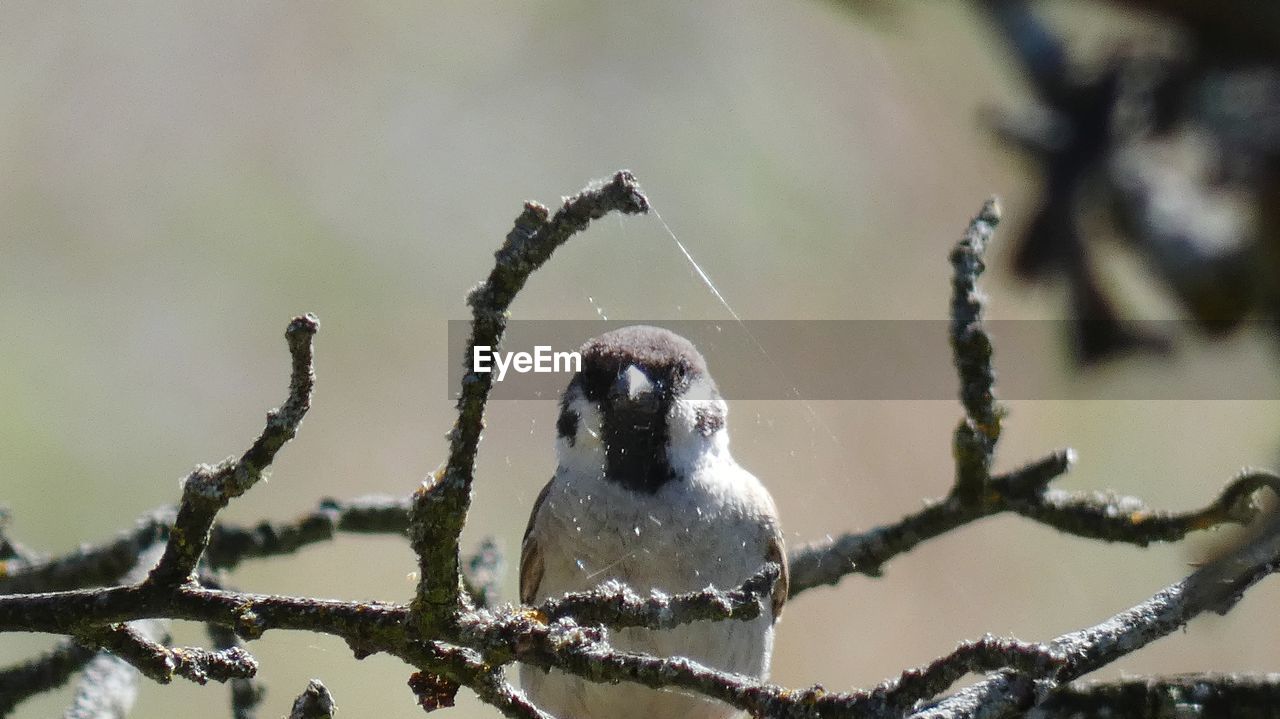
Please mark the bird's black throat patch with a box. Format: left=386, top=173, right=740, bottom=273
left=602, top=401, right=676, bottom=493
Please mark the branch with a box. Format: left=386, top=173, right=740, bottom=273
left=205, top=494, right=410, bottom=571
left=408, top=171, right=650, bottom=628
left=6, top=183, right=1280, bottom=719
left=950, top=198, right=1004, bottom=505
left=912, top=514, right=1280, bottom=718
left=148, top=314, right=319, bottom=587
left=0, top=640, right=96, bottom=716
left=455, top=609, right=1062, bottom=719
left=61, top=543, right=169, bottom=718
left=787, top=201, right=1280, bottom=596
left=0, top=495, right=410, bottom=596
left=76, top=623, right=257, bottom=685
left=446, top=510, right=1280, bottom=719
left=1000, top=470, right=1280, bottom=543
left=288, top=678, right=336, bottom=719
left=536, top=563, right=779, bottom=630
left=467, top=672, right=552, bottom=719
left=788, top=462, right=1280, bottom=595
left=206, top=623, right=265, bottom=719
left=0, top=511, right=171, bottom=594
left=1031, top=673, right=1280, bottom=718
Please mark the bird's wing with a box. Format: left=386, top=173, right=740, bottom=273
left=519, top=477, right=556, bottom=606
left=766, top=524, right=789, bottom=622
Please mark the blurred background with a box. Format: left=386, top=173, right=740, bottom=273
left=3, top=1, right=1280, bottom=716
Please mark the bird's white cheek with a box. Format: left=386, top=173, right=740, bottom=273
left=557, top=396, right=606, bottom=479
left=665, top=398, right=729, bottom=474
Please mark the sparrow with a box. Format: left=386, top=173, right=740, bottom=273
left=518, top=325, right=787, bottom=719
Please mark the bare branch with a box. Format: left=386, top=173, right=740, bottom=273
left=76, top=623, right=257, bottom=686
left=867, top=636, right=1062, bottom=715
left=787, top=202, right=1280, bottom=596
left=537, top=563, right=778, bottom=630
left=206, top=623, right=265, bottom=719
left=1001, top=470, right=1280, bottom=544
left=408, top=171, right=650, bottom=628
left=1, top=495, right=410, bottom=597
left=1030, top=673, right=1280, bottom=718
left=288, top=679, right=335, bottom=719
left=62, top=544, right=169, bottom=719
left=402, top=641, right=553, bottom=719
left=0, top=640, right=96, bottom=716
left=206, top=494, right=410, bottom=571
left=788, top=462, right=1280, bottom=595
left=467, top=672, right=553, bottom=719
left=6, top=183, right=1279, bottom=719
left=148, top=315, right=319, bottom=587
left=458, top=607, right=1065, bottom=719
left=0, top=511, right=171, bottom=594
left=912, top=515, right=1280, bottom=718
left=950, top=198, right=1004, bottom=505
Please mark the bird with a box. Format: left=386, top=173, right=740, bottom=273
left=518, top=325, right=787, bottom=719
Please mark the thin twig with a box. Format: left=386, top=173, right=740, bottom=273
left=536, top=563, right=778, bottom=630
left=206, top=494, right=410, bottom=571
left=147, top=315, right=319, bottom=587
left=1, top=496, right=410, bottom=596
left=0, top=511, right=171, bottom=594
left=0, top=640, right=96, bottom=716
left=950, top=198, right=1004, bottom=505
left=787, top=461, right=1280, bottom=595
left=1029, top=673, right=1280, bottom=718
left=77, top=623, right=257, bottom=685
left=287, top=679, right=335, bottom=719
left=206, top=623, right=265, bottom=719
left=785, top=203, right=1280, bottom=596
left=912, top=515, right=1280, bottom=718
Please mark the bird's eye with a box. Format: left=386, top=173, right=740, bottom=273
left=670, top=361, right=690, bottom=391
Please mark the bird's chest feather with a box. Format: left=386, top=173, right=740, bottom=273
left=522, top=460, right=778, bottom=718
left=535, top=466, right=765, bottom=598
left=529, top=461, right=775, bottom=678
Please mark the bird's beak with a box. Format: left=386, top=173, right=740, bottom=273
left=611, top=365, right=658, bottom=410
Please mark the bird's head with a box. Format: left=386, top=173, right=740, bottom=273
left=556, top=325, right=729, bottom=492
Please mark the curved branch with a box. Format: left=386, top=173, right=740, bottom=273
left=788, top=201, right=1280, bottom=596
left=0, top=495, right=411, bottom=596
left=148, top=314, right=319, bottom=587
left=787, top=463, right=1280, bottom=596
left=409, top=172, right=650, bottom=628
left=912, top=515, right=1280, bottom=718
